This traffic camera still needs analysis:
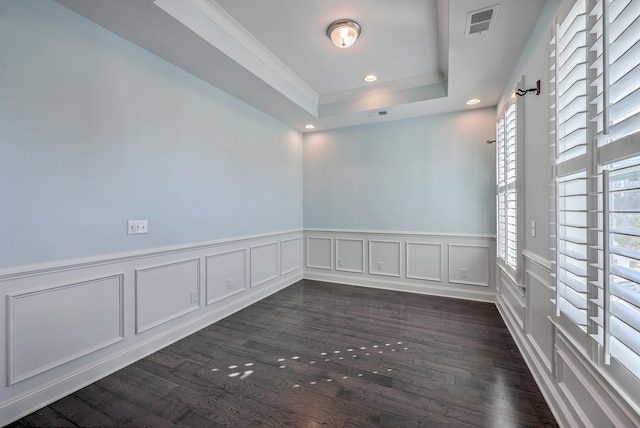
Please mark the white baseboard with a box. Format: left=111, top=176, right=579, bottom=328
left=304, top=270, right=495, bottom=302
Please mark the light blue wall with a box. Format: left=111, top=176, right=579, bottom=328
left=0, top=0, right=303, bottom=269
left=303, top=108, right=497, bottom=234
left=497, top=0, right=562, bottom=259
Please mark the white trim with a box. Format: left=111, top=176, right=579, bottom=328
left=368, top=240, right=402, bottom=277
left=280, top=237, right=303, bottom=276
left=135, top=258, right=201, bottom=333
left=406, top=242, right=442, bottom=282
left=304, top=270, right=495, bottom=303
left=304, top=229, right=496, bottom=302
left=6, top=275, right=125, bottom=385
left=154, top=0, right=319, bottom=115
left=304, top=228, right=495, bottom=239
left=249, top=242, right=280, bottom=288
left=447, top=243, right=490, bottom=287
left=335, top=238, right=366, bottom=274
left=305, top=236, right=333, bottom=270
left=205, top=248, right=247, bottom=306
left=0, top=229, right=303, bottom=280
left=522, top=249, right=553, bottom=272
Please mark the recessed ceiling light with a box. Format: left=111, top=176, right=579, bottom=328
left=305, top=124, right=315, bottom=129
left=466, top=98, right=481, bottom=105
left=364, top=74, right=378, bottom=83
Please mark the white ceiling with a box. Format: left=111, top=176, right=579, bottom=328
left=54, top=0, right=548, bottom=133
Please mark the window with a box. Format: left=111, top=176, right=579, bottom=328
left=552, top=0, right=640, bottom=385
left=497, top=91, right=519, bottom=280
left=552, top=0, right=589, bottom=329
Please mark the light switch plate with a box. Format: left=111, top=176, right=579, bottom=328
left=127, top=220, right=148, bottom=235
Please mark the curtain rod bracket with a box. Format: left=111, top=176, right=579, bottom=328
left=516, top=80, right=541, bottom=96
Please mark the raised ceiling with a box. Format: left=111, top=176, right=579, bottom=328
left=54, top=0, right=548, bottom=132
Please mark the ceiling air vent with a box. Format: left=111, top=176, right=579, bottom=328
left=465, top=4, right=499, bottom=36
left=367, top=110, right=389, bottom=118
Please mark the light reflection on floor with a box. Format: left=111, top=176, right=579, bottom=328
left=208, top=340, right=410, bottom=387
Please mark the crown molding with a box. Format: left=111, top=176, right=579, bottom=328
left=154, top=0, right=319, bottom=116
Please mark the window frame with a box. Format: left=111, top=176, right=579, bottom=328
left=497, top=84, right=525, bottom=287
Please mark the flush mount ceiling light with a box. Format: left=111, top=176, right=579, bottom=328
left=466, top=98, right=481, bottom=105
left=327, top=19, right=361, bottom=48
left=363, top=74, right=378, bottom=83
left=304, top=124, right=315, bottom=129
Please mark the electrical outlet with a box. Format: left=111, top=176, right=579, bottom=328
left=460, top=268, right=468, bottom=279
left=226, top=279, right=233, bottom=290
left=189, top=290, right=198, bottom=304
left=127, top=219, right=148, bottom=235
left=338, top=258, right=344, bottom=267
left=531, top=220, right=537, bottom=237
left=377, top=262, right=383, bottom=270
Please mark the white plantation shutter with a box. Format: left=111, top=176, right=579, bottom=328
left=553, top=0, right=590, bottom=329
left=557, top=172, right=589, bottom=327
left=588, top=0, right=640, bottom=377
left=591, top=0, right=640, bottom=147
left=603, top=160, right=640, bottom=375
left=497, top=117, right=507, bottom=262
left=552, top=0, right=640, bottom=385
left=556, top=0, right=588, bottom=162
left=497, top=92, right=518, bottom=277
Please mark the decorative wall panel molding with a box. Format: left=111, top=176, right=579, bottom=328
left=206, top=249, right=247, bottom=305
left=369, top=240, right=401, bottom=277
left=447, top=244, right=489, bottom=286
left=281, top=237, right=302, bottom=275
left=304, top=230, right=496, bottom=302
left=250, top=242, right=279, bottom=288
left=306, top=237, right=333, bottom=270
left=6, top=275, right=124, bottom=385
left=406, top=242, right=442, bottom=281
left=336, top=238, right=365, bottom=273
left=135, top=259, right=200, bottom=333
left=0, top=229, right=302, bottom=426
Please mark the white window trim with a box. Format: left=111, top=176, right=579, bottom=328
left=497, top=81, right=526, bottom=287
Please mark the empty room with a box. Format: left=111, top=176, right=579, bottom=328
left=1, top=0, right=639, bottom=426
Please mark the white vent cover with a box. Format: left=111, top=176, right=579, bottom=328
left=367, top=110, right=389, bottom=118
left=465, top=4, right=499, bottom=36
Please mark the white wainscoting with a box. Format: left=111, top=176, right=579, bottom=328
left=0, top=229, right=303, bottom=426
left=281, top=237, right=303, bottom=276
left=135, top=258, right=200, bottom=333
left=250, top=242, right=279, bottom=288
left=368, top=240, right=401, bottom=277
left=7, top=275, right=124, bottom=385
left=206, top=249, right=247, bottom=305
left=496, top=250, right=640, bottom=428
left=336, top=238, right=365, bottom=274
left=406, top=242, right=442, bottom=282
left=304, top=229, right=496, bottom=302
left=306, top=236, right=333, bottom=270
left=448, top=244, right=490, bottom=287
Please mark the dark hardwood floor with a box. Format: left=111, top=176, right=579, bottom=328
left=9, top=280, right=558, bottom=427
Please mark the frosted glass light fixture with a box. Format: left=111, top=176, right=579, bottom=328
left=327, top=19, right=361, bottom=48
